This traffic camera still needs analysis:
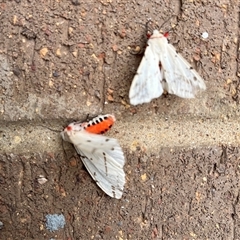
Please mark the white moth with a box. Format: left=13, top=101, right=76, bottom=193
left=61, top=114, right=125, bottom=199
left=129, top=30, right=206, bottom=105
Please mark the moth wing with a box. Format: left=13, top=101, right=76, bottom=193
left=70, top=131, right=125, bottom=199
left=160, top=43, right=206, bottom=98
left=129, top=42, right=164, bottom=105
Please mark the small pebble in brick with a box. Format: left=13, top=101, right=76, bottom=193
left=38, top=175, right=48, bottom=184
left=71, top=0, right=80, bottom=5
left=53, top=71, right=60, bottom=77
left=201, top=32, right=209, bottom=39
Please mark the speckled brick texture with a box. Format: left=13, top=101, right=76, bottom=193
left=0, top=0, right=240, bottom=239
left=1, top=146, right=240, bottom=239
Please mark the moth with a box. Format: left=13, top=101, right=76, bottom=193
left=61, top=114, right=125, bottom=199
left=129, top=29, right=206, bottom=105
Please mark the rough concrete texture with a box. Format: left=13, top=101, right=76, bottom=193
left=0, top=0, right=240, bottom=239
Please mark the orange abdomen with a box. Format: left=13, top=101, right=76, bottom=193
left=84, top=114, right=116, bottom=134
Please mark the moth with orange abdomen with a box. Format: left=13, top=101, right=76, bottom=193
left=61, top=114, right=126, bottom=199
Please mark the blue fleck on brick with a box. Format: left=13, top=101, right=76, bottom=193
left=45, top=214, right=66, bottom=232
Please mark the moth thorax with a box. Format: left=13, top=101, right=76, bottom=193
left=70, top=123, right=85, bottom=131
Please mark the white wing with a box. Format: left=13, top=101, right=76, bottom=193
left=68, top=131, right=125, bottom=199
left=129, top=42, right=164, bottom=105
left=158, top=37, right=206, bottom=98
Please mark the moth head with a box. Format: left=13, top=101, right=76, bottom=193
left=146, top=16, right=177, bottom=39
left=61, top=122, right=85, bottom=141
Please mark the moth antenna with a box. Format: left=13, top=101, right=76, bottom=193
left=145, top=19, right=156, bottom=35
left=159, top=16, right=174, bottom=30
left=86, top=113, right=90, bottom=121
left=160, top=15, right=179, bottom=34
